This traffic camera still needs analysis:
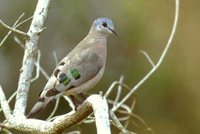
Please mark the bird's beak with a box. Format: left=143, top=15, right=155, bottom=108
left=108, top=27, right=118, bottom=36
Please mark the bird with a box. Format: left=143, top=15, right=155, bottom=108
left=27, top=17, right=117, bottom=118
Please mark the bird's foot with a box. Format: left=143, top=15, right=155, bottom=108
left=70, top=93, right=89, bottom=111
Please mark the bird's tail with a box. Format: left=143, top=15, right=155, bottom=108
left=26, top=98, right=50, bottom=118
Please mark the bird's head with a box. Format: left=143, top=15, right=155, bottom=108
left=90, top=17, right=117, bottom=37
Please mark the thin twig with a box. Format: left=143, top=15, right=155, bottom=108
left=8, top=91, right=17, bottom=104
left=15, top=16, right=33, bottom=28
left=0, top=13, right=25, bottom=47
left=108, top=100, right=131, bottom=114
left=53, top=51, right=59, bottom=65
left=38, top=65, right=50, bottom=80
left=109, top=99, right=131, bottom=121
left=0, top=19, right=28, bottom=37
left=46, top=51, right=61, bottom=120
left=112, top=0, right=179, bottom=112
left=110, top=110, right=136, bottom=134
left=0, top=86, right=12, bottom=119
left=83, top=116, right=96, bottom=124
left=119, top=110, right=154, bottom=133
left=0, top=91, right=17, bottom=113
left=124, top=97, right=136, bottom=129
left=0, top=127, right=13, bottom=134
left=63, top=96, right=75, bottom=111
left=104, top=81, right=118, bottom=97
left=113, top=76, right=124, bottom=107
left=104, top=81, right=131, bottom=98
left=14, top=36, right=25, bottom=48
left=47, top=98, right=60, bottom=120
left=139, top=50, right=155, bottom=67
left=66, top=131, right=80, bottom=134
left=31, top=50, right=41, bottom=82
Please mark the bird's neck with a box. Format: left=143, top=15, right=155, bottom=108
left=85, top=32, right=107, bottom=66
left=88, top=28, right=107, bottom=40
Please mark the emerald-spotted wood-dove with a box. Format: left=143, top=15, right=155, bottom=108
left=27, top=17, right=117, bottom=118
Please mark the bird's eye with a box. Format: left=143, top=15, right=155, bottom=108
left=102, top=22, right=107, bottom=27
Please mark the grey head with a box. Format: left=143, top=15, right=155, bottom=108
left=89, top=17, right=117, bottom=37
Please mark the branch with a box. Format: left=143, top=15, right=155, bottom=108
left=87, top=95, right=110, bottom=134
left=1, top=95, right=109, bottom=133
left=119, top=110, right=153, bottom=133
left=31, top=50, right=41, bottom=82
left=113, top=76, right=124, bottom=107
left=15, top=16, right=33, bottom=28
left=112, top=0, right=179, bottom=112
left=104, top=81, right=131, bottom=98
left=46, top=98, right=60, bottom=120
left=139, top=50, right=155, bottom=67
left=63, top=96, right=76, bottom=112
left=50, top=95, right=111, bottom=134
left=110, top=110, right=136, bottom=134
left=0, top=91, right=16, bottom=113
left=53, top=51, right=59, bottom=65
left=0, top=86, right=12, bottom=119
left=0, top=13, right=25, bottom=47
left=13, top=0, right=51, bottom=117
left=0, top=19, right=28, bottom=37
left=124, top=98, right=136, bottom=129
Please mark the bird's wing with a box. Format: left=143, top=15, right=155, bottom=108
left=40, top=46, right=103, bottom=99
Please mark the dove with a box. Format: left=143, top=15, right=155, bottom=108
left=27, top=17, right=117, bottom=118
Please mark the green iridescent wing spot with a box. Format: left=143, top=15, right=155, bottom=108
left=59, top=73, right=71, bottom=86
left=59, top=73, right=68, bottom=83
left=63, top=78, right=71, bottom=86
left=70, top=68, right=81, bottom=80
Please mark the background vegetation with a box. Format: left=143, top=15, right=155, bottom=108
left=0, top=0, right=199, bottom=134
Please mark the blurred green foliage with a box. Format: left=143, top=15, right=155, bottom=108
left=0, top=0, right=200, bottom=134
